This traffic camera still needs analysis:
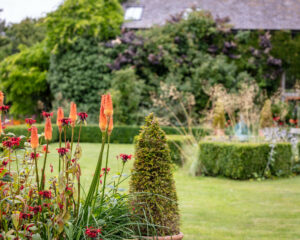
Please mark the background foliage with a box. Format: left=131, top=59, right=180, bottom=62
left=0, top=6, right=300, bottom=123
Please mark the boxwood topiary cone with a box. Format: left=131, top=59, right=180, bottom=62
left=129, top=113, right=180, bottom=236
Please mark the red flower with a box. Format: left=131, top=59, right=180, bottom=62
left=11, top=137, right=20, bottom=147
left=289, top=119, right=295, bottom=125
left=0, top=105, right=9, bottom=113
left=0, top=168, right=4, bottom=174
left=57, top=147, right=69, bottom=156
left=2, top=140, right=12, bottom=148
left=58, top=203, right=64, bottom=210
left=25, top=118, right=36, bottom=126
left=78, top=112, right=88, bottom=121
left=30, top=152, right=40, bottom=160
left=20, top=213, right=33, bottom=220
left=102, top=167, right=110, bottom=173
left=20, top=185, right=24, bottom=191
left=2, top=160, right=8, bottom=166
left=119, top=154, right=132, bottom=163
left=42, top=111, right=53, bottom=118
left=29, top=205, right=42, bottom=214
left=42, top=145, right=50, bottom=153
left=273, top=116, right=280, bottom=122
left=39, top=190, right=52, bottom=199
left=85, top=227, right=101, bottom=238
left=60, top=118, right=72, bottom=126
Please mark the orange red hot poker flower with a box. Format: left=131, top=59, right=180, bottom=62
left=56, top=107, right=64, bottom=132
left=0, top=91, right=4, bottom=106
left=69, top=102, right=77, bottom=126
left=44, top=117, right=52, bottom=141
left=99, top=93, right=114, bottom=134
left=104, top=93, right=113, bottom=117
left=30, top=126, right=39, bottom=149
left=99, top=95, right=107, bottom=132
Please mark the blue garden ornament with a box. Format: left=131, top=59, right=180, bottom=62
left=234, top=117, right=250, bottom=141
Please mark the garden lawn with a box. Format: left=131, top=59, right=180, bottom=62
left=45, top=143, right=300, bottom=240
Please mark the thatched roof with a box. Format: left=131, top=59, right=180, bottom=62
left=122, top=0, right=300, bottom=30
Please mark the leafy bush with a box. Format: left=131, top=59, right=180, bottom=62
left=47, top=38, right=118, bottom=123
left=198, top=141, right=292, bottom=179
left=130, top=114, right=180, bottom=236
left=0, top=41, right=52, bottom=117
left=110, top=67, right=144, bottom=124
left=45, top=0, right=123, bottom=51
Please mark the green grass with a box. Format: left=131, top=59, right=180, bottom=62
left=44, top=143, right=300, bottom=240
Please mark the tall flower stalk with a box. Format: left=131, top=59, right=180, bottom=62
left=57, top=107, right=64, bottom=173
left=84, top=94, right=113, bottom=213
left=31, top=127, right=40, bottom=191
left=41, top=117, right=52, bottom=190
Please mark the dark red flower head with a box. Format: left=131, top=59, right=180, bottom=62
left=78, top=112, right=88, bottom=121
left=119, top=154, right=133, bottom=163
left=30, top=152, right=40, bottom=160
left=42, top=111, right=53, bottom=118
left=0, top=105, right=9, bottom=113
left=57, top=147, right=69, bottom=156
left=60, top=118, right=72, bottom=126
left=25, top=118, right=36, bottom=126
left=102, top=167, right=110, bottom=173
left=39, top=190, right=52, bottom=199
left=85, top=227, right=101, bottom=238
left=2, top=137, right=20, bottom=148
left=29, top=205, right=42, bottom=214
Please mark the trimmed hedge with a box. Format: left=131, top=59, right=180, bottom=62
left=199, top=141, right=293, bottom=179
left=167, top=135, right=193, bottom=166
left=2, top=124, right=209, bottom=144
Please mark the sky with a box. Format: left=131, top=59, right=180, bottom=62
left=1, top=0, right=63, bottom=24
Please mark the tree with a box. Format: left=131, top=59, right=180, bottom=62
left=129, top=113, right=180, bottom=236
left=0, top=41, right=51, bottom=117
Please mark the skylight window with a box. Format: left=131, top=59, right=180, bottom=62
left=124, top=7, right=143, bottom=21
left=183, top=7, right=201, bottom=19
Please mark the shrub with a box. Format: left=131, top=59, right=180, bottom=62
left=110, top=67, right=144, bottom=124
left=0, top=41, right=52, bottom=117
left=130, top=113, right=180, bottom=236
left=198, top=141, right=292, bottom=179
left=45, top=0, right=123, bottom=50
left=167, top=135, right=193, bottom=166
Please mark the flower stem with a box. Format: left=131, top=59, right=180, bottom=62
left=99, top=135, right=110, bottom=210
left=34, top=149, right=40, bottom=191
left=58, top=131, right=62, bottom=174
left=40, top=140, right=49, bottom=190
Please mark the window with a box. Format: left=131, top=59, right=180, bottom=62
left=124, top=7, right=143, bottom=21
left=183, top=7, right=201, bottom=19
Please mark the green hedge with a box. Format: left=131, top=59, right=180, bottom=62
left=198, top=141, right=293, bottom=179
left=2, top=124, right=209, bottom=144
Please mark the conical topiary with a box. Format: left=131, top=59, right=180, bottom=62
left=260, top=99, right=273, bottom=128
left=129, top=113, right=180, bottom=236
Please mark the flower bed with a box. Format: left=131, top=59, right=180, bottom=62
left=0, top=92, right=157, bottom=239
left=198, top=141, right=293, bottom=179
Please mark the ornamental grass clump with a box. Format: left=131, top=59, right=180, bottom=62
left=260, top=99, right=273, bottom=128
left=130, top=113, right=180, bottom=236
